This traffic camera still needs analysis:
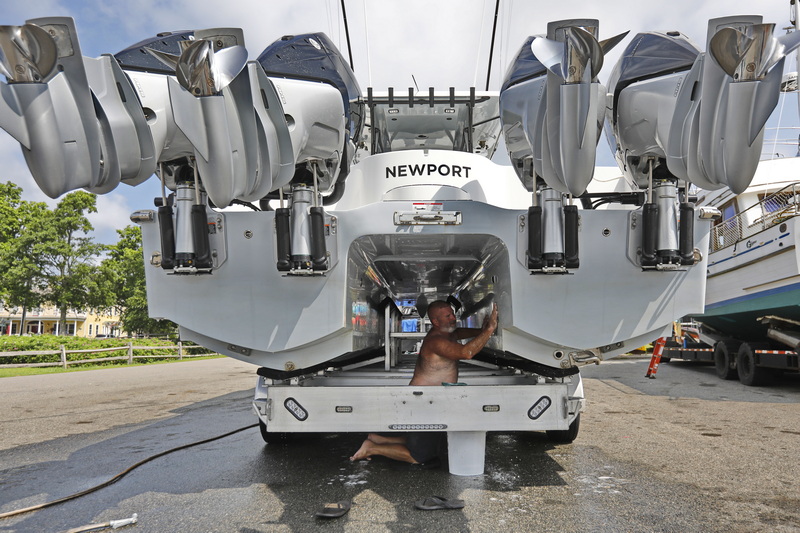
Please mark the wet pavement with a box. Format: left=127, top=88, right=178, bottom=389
left=1, top=357, right=799, bottom=532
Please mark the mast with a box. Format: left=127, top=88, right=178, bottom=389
left=485, top=0, right=501, bottom=90
left=792, top=1, right=800, bottom=111
left=340, top=0, right=355, bottom=71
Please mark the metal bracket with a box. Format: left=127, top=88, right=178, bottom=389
left=567, top=349, right=601, bottom=366
left=394, top=211, right=462, bottom=225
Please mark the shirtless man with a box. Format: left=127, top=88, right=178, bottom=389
left=350, top=301, right=498, bottom=464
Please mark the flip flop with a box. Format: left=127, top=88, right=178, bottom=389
left=315, top=500, right=351, bottom=518
left=414, top=496, right=465, bottom=510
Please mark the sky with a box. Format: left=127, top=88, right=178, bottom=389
left=0, top=0, right=793, bottom=244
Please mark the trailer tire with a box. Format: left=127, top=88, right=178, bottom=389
left=546, top=413, right=580, bottom=443
left=736, top=343, right=768, bottom=386
left=714, top=340, right=740, bottom=380
left=259, top=420, right=291, bottom=444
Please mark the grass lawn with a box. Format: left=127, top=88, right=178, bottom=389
left=0, top=355, right=224, bottom=378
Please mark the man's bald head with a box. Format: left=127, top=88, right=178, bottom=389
left=426, top=300, right=456, bottom=332
left=426, top=301, right=452, bottom=319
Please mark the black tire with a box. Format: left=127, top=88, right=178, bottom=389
left=258, top=420, right=291, bottom=444
left=546, top=413, right=580, bottom=443
left=736, top=343, right=769, bottom=386
left=714, top=340, right=740, bottom=380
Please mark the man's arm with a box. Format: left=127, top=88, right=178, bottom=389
left=429, top=304, right=498, bottom=360
left=453, top=328, right=483, bottom=341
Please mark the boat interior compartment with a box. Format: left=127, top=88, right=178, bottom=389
left=347, top=233, right=509, bottom=367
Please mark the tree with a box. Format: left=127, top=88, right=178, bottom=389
left=102, top=225, right=175, bottom=336
left=28, top=191, right=112, bottom=333
left=0, top=183, right=51, bottom=333
left=0, top=182, right=23, bottom=244
left=0, top=182, right=24, bottom=332
left=0, top=182, right=26, bottom=296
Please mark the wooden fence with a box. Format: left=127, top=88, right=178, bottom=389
left=0, top=342, right=219, bottom=369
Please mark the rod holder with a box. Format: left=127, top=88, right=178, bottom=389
left=527, top=205, right=543, bottom=269
left=679, top=202, right=695, bottom=265
left=275, top=207, right=291, bottom=271
left=564, top=204, right=579, bottom=269
left=641, top=203, right=658, bottom=267
left=191, top=204, right=212, bottom=269
left=157, top=205, right=175, bottom=270
left=309, top=206, right=328, bottom=270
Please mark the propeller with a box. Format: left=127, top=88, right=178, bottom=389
left=144, top=46, right=180, bottom=70
left=0, top=23, right=57, bottom=82
left=177, top=40, right=247, bottom=96
left=531, top=27, right=626, bottom=83
left=767, top=29, right=800, bottom=75
left=709, top=23, right=800, bottom=81
left=145, top=38, right=247, bottom=95
left=599, top=31, right=630, bottom=56
left=709, top=25, right=764, bottom=80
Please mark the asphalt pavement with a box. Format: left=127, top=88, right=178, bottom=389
left=1, top=357, right=798, bottom=532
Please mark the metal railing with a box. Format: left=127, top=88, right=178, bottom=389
left=710, top=182, right=800, bottom=252
left=761, top=125, right=800, bottom=160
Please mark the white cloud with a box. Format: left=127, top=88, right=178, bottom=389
left=87, top=192, right=135, bottom=245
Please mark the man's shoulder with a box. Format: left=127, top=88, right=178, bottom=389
left=420, top=331, right=457, bottom=355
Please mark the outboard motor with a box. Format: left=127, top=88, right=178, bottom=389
left=607, top=16, right=800, bottom=269
left=607, top=16, right=800, bottom=194
left=258, top=33, right=364, bottom=201
left=0, top=18, right=156, bottom=198
left=502, top=21, right=626, bottom=274
left=499, top=20, right=627, bottom=196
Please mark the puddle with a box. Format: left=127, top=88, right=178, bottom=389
left=572, top=470, right=632, bottom=495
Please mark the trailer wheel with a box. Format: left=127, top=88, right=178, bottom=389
left=259, top=420, right=291, bottom=444
left=736, top=343, right=768, bottom=386
left=714, top=340, right=740, bottom=380
left=546, top=413, right=580, bottom=443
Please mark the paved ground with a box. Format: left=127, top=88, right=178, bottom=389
left=0, top=357, right=798, bottom=532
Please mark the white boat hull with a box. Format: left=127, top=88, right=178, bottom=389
left=140, top=151, right=711, bottom=372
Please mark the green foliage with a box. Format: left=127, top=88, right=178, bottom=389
left=0, top=182, right=49, bottom=308
left=0, top=183, right=175, bottom=338
left=0, top=187, right=111, bottom=328
left=0, top=334, right=174, bottom=351
left=0, top=182, right=23, bottom=243
left=35, top=192, right=112, bottom=328
left=0, top=335, right=211, bottom=366
left=102, top=225, right=176, bottom=336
